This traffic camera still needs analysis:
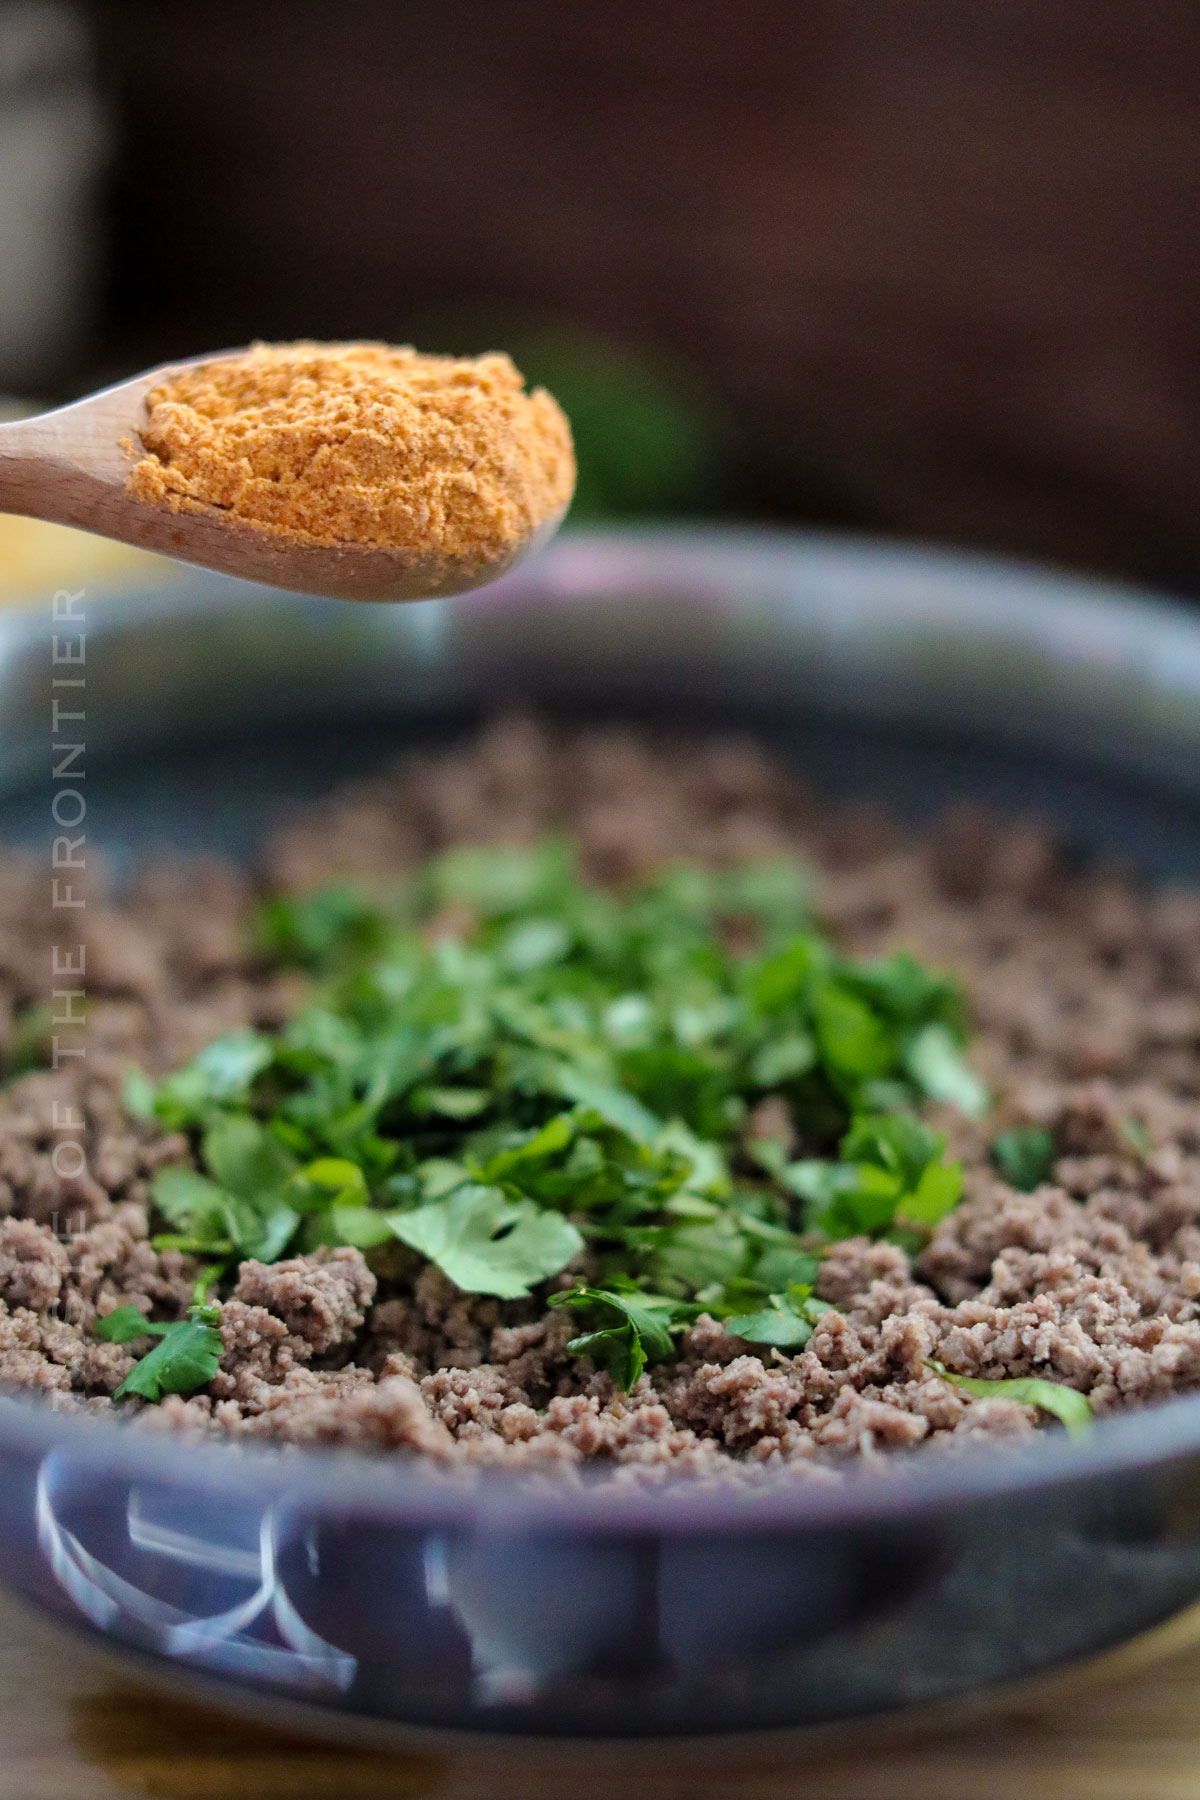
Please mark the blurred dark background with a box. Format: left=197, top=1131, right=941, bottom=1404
left=5, top=0, right=1200, bottom=588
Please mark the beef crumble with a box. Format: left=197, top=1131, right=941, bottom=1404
left=0, top=716, right=1198, bottom=1481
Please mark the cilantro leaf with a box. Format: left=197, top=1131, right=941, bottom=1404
left=255, top=886, right=387, bottom=968
left=749, top=1030, right=816, bottom=1087
left=7, top=1004, right=53, bottom=1079
left=554, top=1067, right=662, bottom=1146
left=842, top=952, right=964, bottom=1036
left=411, top=1086, right=491, bottom=1119
left=305, top=1204, right=397, bottom=1251
left=787, top=1113, right=964, bottom=1240
left=788, top=1159, right=903, bottom=1237
left=478, top=1113, right=575, bottom=1180
left=429, top=839, right=574, bottom=916
left=203, top=1116, right=295, bottom=1203
left=992, top=1125, right=1056, bottom=1191
left=390, top=1185, right=583, bottom=1298
left=186, top=1031, right=273, bottom=1101
left=813, top=983, right=894, bottom=1081
left=112, top=1305, right=224, bottom=1403
left=898, top=1157, right=963, bottom=1226
left=150, top=1146, right=299, bottom=1268
left=748, top=936, right=826, bottom=1013
left=749, top=1241, right=821, bottom=1292
left=562, top=1323, right=646, bottom=1388
left=286, top=1158, right=369, bottom=1212
left=94, top=1305, right=163, bottom=1344
left=200, top=1118, right=300, bottom=1262
left=725, top=1300, right=814, bottom=1347
left=499, top=917, right=573, bottom=973
left=1118, top=1115, right=1151, bottom=1160
left=550, top=1285, right=688, bottom=1389
left=905, top=1024, right=988, bottom=1117
left=927, top=1361, right=1093, bottom=1438
left=121, top=1065, right=158, bottom=1120
left=128, top=1032, right=275, bottom=1131
left=151, top=1165, right=232, bottom=1229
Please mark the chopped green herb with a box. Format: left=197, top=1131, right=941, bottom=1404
left=288, top=1157, right=370, bottom=1212
left=121, top=841, right=986, bottom=1396
left=812, top=981, right=894, bottom=1080
left=94, top=1304, right=158, bottom=1344
left=6, top=1004, right=54, bottom=1079
left=254, top=887, right=387, bottom=970
left=108, top=1304, right=224, bottom=1403
left=549, top=1284, right=692, bottom=1389
left=905, top=1024, right=989, bottom=1117
left=725, top=1282, right=830, bottom=1348
left=927, top=1361, right=1093, bottom=1437
left=992, top=1125, right=1056, bottom=1192
left=780, top=1113, right=962, bottom=1240
left=147, top=1120, right=300, bottom=1271
left=1118, top=1116, right=1152, bottom=1161
left=390, top=1184, right=584, bottom=1299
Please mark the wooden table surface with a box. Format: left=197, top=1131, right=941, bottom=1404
left=4, top=1587, right=1200, bottom=1800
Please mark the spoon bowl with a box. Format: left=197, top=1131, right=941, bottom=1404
left=0, top=354, right=569, bottom=601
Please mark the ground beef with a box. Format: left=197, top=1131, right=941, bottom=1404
left=0, top=715, right=1198, bottom=1482
left=231, top=1248, right=376, bottom=1354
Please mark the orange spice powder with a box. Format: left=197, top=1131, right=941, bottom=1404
left=127, top=341, right=575, bottom=565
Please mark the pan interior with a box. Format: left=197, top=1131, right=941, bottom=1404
left=1, top=699, right=1198, bottom=881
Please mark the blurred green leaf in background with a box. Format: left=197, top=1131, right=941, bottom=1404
left=512, top=329, right=726, bottom=520
left=413, top=313, right=729, bottom=522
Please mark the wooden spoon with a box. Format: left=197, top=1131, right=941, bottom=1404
left=0, top=354, right=569, bottom=602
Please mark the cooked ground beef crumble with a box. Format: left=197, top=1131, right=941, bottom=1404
left=0, top=716, right=1198, bottom=1482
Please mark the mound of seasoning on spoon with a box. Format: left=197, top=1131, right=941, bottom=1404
left=126, top=340, right=575, bottom=567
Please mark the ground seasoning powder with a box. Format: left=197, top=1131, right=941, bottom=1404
left=127, top=341, right=575, bottom=565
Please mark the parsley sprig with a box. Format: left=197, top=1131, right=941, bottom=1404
left=119, top=841, right=987, bottom=1394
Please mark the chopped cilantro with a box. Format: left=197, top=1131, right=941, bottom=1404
left=725, top=1282, right=832, bottom=1348
left=117, top=841, right=988, bottom=1398
left=904, top=1024, right=989, bottom=1116
left=778, top=1113, right=962, bottom=1239
left=94, top=1304, right=158, bottom=1344
left=7, top=1004, right=54, bottom=1079
left=390, top=1184, right=584, bottom=1299
left=927, top=1361, right=1093, bottom=1438
left=992, top=1125, right=1056, bottom=1192
left=1118, top=1115, right=1151, bottom=1161
left=148, top=1118, right=300, bottom=1269
left=99, top=1303, right=224, bottom=1403
left=549, top=1284, right=691, bottom=1389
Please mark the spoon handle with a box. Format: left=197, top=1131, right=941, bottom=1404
left=0, top=419, right=110, bottom=530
